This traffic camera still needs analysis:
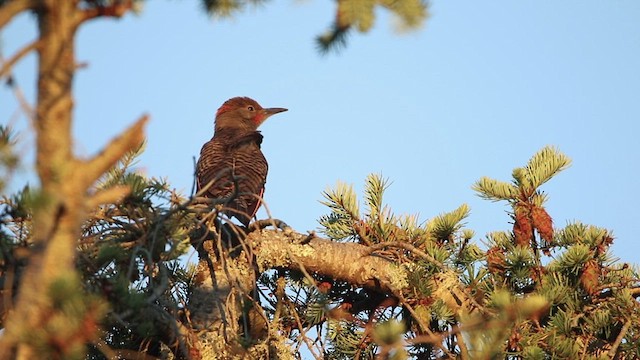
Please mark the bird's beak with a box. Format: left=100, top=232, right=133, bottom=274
left=255, top=107, right=287, bottom=126
left=263, top=107, right=288, bottom=117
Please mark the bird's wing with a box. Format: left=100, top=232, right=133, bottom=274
left=196, top=138, right=234, bottom=198
left=196, top=132, right=268, bottom=226
left=229, top=140, right=268, bottom=224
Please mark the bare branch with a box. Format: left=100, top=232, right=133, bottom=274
left=608, top=318, right=631, bottom=358
left=0, top=39, right=40, bottom=79
left=86, top=185, right=131, bottom=209
left=75, top=0, right=134, bottom=25
left=80, top=114, right=148, bottom=189
left=250, top=230, right=407, bottom=293
left=0, top=0, right=38, bottom=29
left=248, top=218, right=290, bottom=232
left=366, top=241, right=444, bottom=269
left=7, top=76, right=34, bottom=122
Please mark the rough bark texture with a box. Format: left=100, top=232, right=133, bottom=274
left=251, top=229, right=408, bottom=293
left=0, top=1, right=146, bottom=357
left=185, top=226, right=412, bottom=358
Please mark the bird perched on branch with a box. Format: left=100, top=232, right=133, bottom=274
left=196, top=97, right=287, bottom=226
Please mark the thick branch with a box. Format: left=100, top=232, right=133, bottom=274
left=86, top=185, right=131, bottom=209
left=80, top=114, right=148, bottom=189
left=250, top=230, right=409, bottom=293
left=0, top=0, right=38, bottom=29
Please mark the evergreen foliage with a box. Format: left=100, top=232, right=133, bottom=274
left=200, top=0, right=429, bottom=52
left=1, top=133, right=639, bottom=358
left=3, top=1, right=637, bottom=358
left=295, top=148, right=639, bottom=358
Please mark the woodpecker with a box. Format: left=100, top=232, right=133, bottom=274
left=196, top=97, right=287, bottom=226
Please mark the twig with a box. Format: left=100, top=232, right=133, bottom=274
left=366, top=241, right=444, bottom=269
left=0, top=40, right=40, bottom=79
left=5, top=75, right=35, bottom=122
left=456, top=332, right=470, bottom=360
left=248, top=218, right=290, bottom=232
left=297, top=231, right=316, bottom=245
left=285, top=295, right=323, bottom=360
left=391, top=289, right=452, bottom=357
left=608, top=318, right=631, bottom=358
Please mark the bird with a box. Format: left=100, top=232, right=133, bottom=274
left=196, top=97, right=287, bottom=226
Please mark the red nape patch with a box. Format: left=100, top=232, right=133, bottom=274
left=216, top=103, right=234, bottom=117
left=216, top=97, right=259, bottom=117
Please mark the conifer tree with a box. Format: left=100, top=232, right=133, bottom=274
left=1, top=1, right=638, bottom=359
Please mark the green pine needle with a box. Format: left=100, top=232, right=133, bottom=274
left=472, top=177, right=519, bottom=202
left=524, top=146, right=572, bottom=190
left=319, top=181, right=362, bottom=240
left=427, top=204, right=470, bottom=242
left=320, top=181, right=360, bottom=220
left=548, top=244, right=591, bottom=275
left=364, top=173, right=389, bottom=220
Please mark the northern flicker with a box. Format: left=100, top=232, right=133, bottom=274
left=196, top=97, right=287, bottom=226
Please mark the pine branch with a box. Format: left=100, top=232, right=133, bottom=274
left=201, top=0, right=243, bottom=18
left=364, top=173, right=389, bottom=220
left=523, top=146, right=571, bottom=190
left=338, top=0, right=376, bottom=32
left=80, top=114, right=148, bottom=190
left=250, top=229, right=409, bottom=293
left=379, top=0, right=429, bottom=31
left=366, top=241, right=444, bottom=268
left=473, top=177, right=519, bottom=202
left=87, top=185, right=131, bottom=208
left=428, top=203, right=470, bottom=242
left=316, top=21, right=351, bottom=54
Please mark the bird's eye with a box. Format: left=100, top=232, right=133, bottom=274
left=247, top=106, right=255, bottom=111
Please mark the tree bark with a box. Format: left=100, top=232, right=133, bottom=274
left=251, top=229, right=409, bottom=293
left=0, top=1, right=146, bottom=357
left=0, top=2, right=80, bottom=358
left=186, top=227, right=413, bottom=358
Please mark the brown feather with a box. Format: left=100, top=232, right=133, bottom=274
left=197, top=131, right=267, bottom=226
left=196, top=97, right=286, bottom=226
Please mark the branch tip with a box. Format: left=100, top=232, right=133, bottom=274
left=87, top=185, right=131, bottom=209
left=81, top=114, right=149, bottom=188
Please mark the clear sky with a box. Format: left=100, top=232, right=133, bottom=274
left=1, top=1, right=639, bottom=264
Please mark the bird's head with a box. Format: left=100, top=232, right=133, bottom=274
left=214, top=97, right=287, bottom=133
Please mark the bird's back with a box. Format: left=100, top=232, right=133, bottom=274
left=196, top=130, right=267, bottom=226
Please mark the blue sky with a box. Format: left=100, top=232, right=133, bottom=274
left=1, top=1, right=639, bottom=263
